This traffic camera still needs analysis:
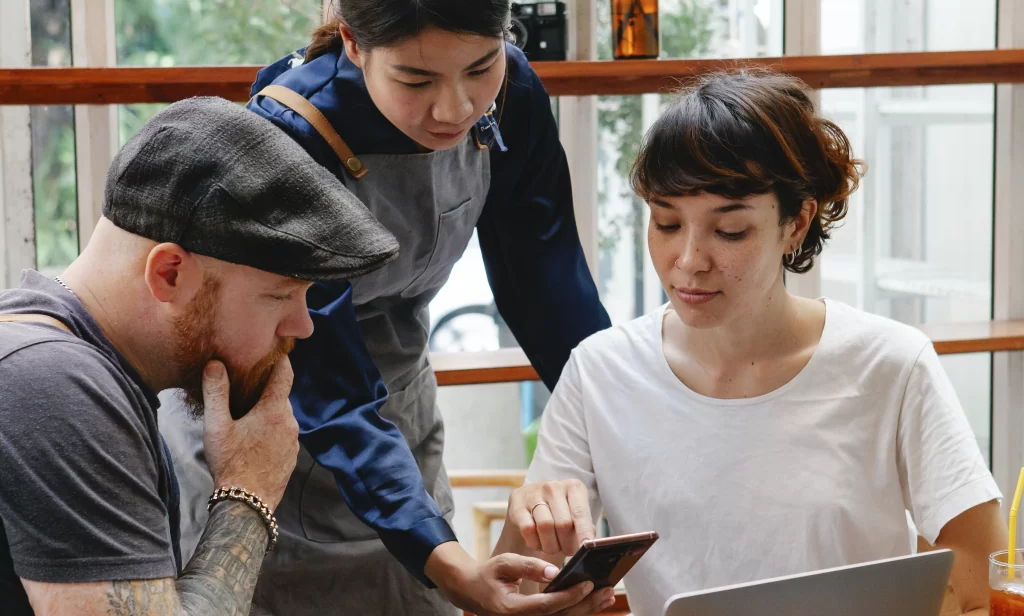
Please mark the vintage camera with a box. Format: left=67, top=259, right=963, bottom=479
left=510, top=2, right=568, bottom=61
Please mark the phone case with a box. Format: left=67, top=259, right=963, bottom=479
left=543, top=531, right=659, bottom=593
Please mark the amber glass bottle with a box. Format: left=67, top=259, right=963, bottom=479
left=612, top=0, right=659, bottom=59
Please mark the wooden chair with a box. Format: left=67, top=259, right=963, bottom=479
left=450, top=470, right=527, bottom=561
left=472, top=501, right=510, bottom=562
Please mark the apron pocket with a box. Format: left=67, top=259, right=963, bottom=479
left=400, top=197, right=483, bottom=298
left=378, top=364, right=437, bottom=449
left=298, top=365, right=439, bottom=543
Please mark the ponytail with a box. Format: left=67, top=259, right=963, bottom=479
left=305, top=21, right=343, bottom=63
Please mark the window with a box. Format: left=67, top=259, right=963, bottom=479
left=819, top=0, right=997, bottom=461
left=30, top=0, right=77, bottom=272
left=115, top=0, right=320, bottom=66
left=28, top=1, right=321, bottom=272
left=116, top=0, right=320, bottom=143
left=429, top=233, right=507, bottom=353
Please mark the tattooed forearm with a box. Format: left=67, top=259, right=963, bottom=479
left=106, top=579, right=180, bottom=615
left=175, top=501, right=269, bottom=616
left=57, top=502, right=268, bottom=615
left=23, top=505, right=265, bottom=615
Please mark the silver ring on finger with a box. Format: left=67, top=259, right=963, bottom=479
left=530, top=502, right=551, bottom=515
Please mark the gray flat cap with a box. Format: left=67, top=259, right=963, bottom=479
left=103, top=97, right=398, bottom=281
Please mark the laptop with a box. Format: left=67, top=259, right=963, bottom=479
left=663, top=549, right=955, bottom=616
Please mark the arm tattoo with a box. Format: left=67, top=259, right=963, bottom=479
left=100, top=502, right=267, bottom=615
left=105, top=579, right=179, bottom=615
left=175, top=501, right=269, bottom=615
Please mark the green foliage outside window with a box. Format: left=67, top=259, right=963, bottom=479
left=116, top=0, right=320, bottom=140
left=29, top=0, right=318, bottom=270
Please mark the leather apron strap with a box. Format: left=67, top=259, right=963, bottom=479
left=254, top=84, right=368, bottom=180
left=0, top=314, right=72, bottom=334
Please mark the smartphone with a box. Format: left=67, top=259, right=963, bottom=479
left=543, top=531, right=659, bottom=594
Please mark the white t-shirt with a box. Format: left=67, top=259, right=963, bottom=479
left=526, top=299, right=1000, bottom=616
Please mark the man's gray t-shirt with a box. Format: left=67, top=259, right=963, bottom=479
left=0, top=270, right=180, bottom=615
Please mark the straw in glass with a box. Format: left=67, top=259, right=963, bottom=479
left=1008, top=467, right=1024, bottom=576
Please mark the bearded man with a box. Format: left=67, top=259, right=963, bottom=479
left=0, top=97, right=398, bottom=616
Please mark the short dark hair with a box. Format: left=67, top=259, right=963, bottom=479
left=630, top=70, right=865, bottom=274
left=306, top=0, right=510, bottom=63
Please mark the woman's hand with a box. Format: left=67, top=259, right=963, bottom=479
left=506, top=480, right=596, bottom=556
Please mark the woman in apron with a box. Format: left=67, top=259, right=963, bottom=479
left=159, top=1, right=613, bottom=615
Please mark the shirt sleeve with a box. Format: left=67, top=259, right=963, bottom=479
left=477, top=46, right=612, bottom=391
left=0, top=341, right=175, bottom=583
left=290, top=282, right=456, bottom=587
left=897, top=343, right=1002, bottom=543
left=525, top=352, right=602, bottom=526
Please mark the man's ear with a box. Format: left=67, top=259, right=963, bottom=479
left=144, top=243, right=201, bottom=304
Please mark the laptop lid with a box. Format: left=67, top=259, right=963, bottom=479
left=663, top=549, right=954, bottom=616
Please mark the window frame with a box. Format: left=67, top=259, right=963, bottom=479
left=0, top=0, right=36, bottom=288
left=70, top=0, right=117, bottom=250
left=992, top=0, right=1024, bottom=511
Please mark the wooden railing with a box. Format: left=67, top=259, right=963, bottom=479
left=432, top=321, right=1024, bottom=386
left=3, top=49, right=1024, bottom=105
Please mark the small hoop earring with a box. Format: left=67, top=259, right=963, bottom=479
left=785, top=245, right=803, bottom=266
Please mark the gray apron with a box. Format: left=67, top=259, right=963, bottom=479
left=160, top=133, right=491, bottom=615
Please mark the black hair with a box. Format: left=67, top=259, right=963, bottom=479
left=631, top=70, right=865, bottom=274
left=306, top=0, right=510, bottom=62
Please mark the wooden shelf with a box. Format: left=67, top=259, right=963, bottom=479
left=3, top=49, right=1024, bottom=105
left=431, top=320, right=1024, bottom=387
left=916, top=320, right=1024, bottom=355
left=431, top=348, right=537, bottom=387
left=534, top=48, right=1024, bottom=96
left=0, top=65, right=262, bottom=106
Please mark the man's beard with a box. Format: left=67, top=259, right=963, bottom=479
left=173, top=276, right=295, bottom=420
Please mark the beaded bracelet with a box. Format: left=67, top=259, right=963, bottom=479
left=207, top=486, right=279, bottom=553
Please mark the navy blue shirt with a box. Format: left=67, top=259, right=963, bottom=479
left=248, top=43, right=611, bottom=584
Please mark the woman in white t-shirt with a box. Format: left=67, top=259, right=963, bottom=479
left=493, top=70, right=1005, bottom=616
